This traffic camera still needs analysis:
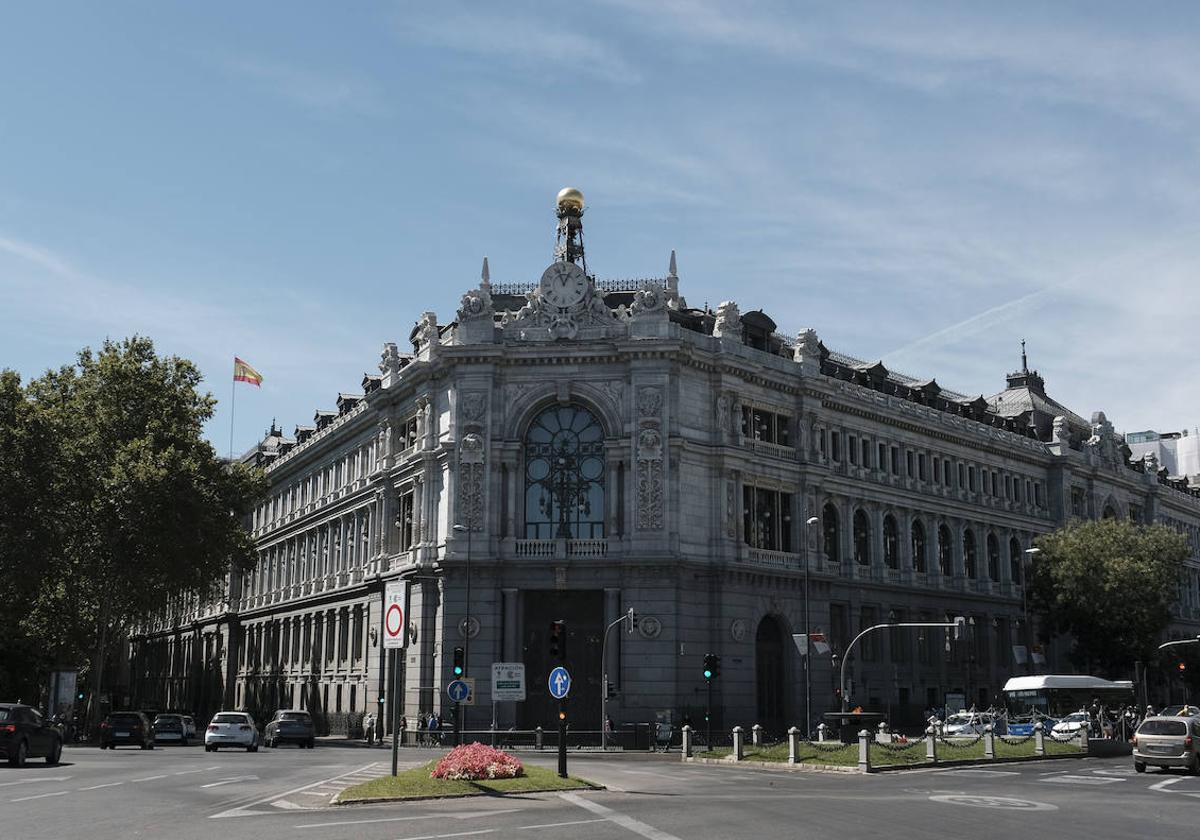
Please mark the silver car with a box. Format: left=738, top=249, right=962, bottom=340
left=1133, top=715, right=1200, bottom=773
left=204, top=712, right=260, bottom=752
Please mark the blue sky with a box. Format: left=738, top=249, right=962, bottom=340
left=3, top=2, right=1200, bottom=454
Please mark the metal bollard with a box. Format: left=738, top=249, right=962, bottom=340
left=925, top=726, right=937, bottom=764
left=858, top=729, right=871, bottom=773
left=732, top=726, right=744, bottom=761
left=817, top=723, right=828, bottom=743
left=751, top=724, right=763, bottom=747
left=788, top=726, right=800, bottom=765
left=535, top=726, right=544, bottom=751
left=984, top=724, right=995, bottom=759
left=1034, top=722, right=1045, bottom=756
left=1077, top=724, right=1088, bottom=752
left=682, top=725, right=693, bottom=759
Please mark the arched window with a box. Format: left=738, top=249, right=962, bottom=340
left=1009, top=537, right=1023, bottom=586
left=938, top=524, right=952, bottom=576
left=853, top=510, right=871, bottom=566
left=822, top=503, right=840, bottom=564
left=1102, top=504, right=1117, bottom=519
left=963, top=529, right=977, bottom=579
left=523, top=404, right=605, bottom=539
left=911, top=520, right=927, bottom=573
left=883, top=515, right=899, bottom=569
left=987, top=533, right=1000, bottom=582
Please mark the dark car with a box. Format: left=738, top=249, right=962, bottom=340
left=263, top=710, right=315, bottom=748
left=99, top=711, right=155, bottom=750
left=0, top=704, right=63, bottom=766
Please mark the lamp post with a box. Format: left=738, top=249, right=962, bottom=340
left=1022, top=548, right=1040, bottom=674
left=452, top=520, right=474, bottom=733
left=804, top=515, right=820, bottom=738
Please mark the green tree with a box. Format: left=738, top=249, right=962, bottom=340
left=12, top=337, right=265, bottom=718
left=1029, top=518, right=1189, bottom=676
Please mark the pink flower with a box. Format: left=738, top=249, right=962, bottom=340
left=431, top=742, right=525, bottom=781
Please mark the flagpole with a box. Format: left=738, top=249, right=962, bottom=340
left=229, top=366, right=236, bottom=461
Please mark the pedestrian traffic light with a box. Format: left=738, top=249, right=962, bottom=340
left=453, top=646, right=465, bottom=677
left=549, top=620, right=566, bottom=662
left=378, top=695, right=386, bottom=704
left=703, top=653, right=720, bottom=681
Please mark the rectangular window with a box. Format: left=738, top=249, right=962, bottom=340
left=819, top=428, right=827, bottom=458
left=890, top=446, right=899, bottom=475
left=957, top=463, right=965, bottom=489
left=830, top=604, right=849, bottom=654
left=849, top=435, right=858, bottom=465
left=918, top=453, right=927, bottom=481
left=861, top=438, right=871, bottom=468
left=906, top=450, right=914, bottom=478
left=400, top=415, right=418, bottom=450
left=932, top=456, right=940, bottom=484
left=968, top=466, right=976, bottom=492
left=944, top=459, right=952, bottom=486
left=878, top=442, right=887, bottom=471
left=1034, top=482, right=1042, bottom=507
left=742, top=406, right=792, bottom=446
left=398, top=490, right=415, bottom=551
left=831, top=431, right=841, bottom=462
left=743, top=486, right=793, bottom=552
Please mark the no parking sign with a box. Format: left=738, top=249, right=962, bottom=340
left=383, top=581, right=408, bottom=649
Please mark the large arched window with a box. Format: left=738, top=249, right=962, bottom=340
left=822, top=503, right=840, bottom=564
left=963, top=529, right=978, bottom=579
left=987, top=533, right=1000, bottom=582
left=883, top=515, right=899, bottom=569
left=938, top=524, right=952, bottom=577
left=1009, top=537, right=1023, bottom=586
left=853, top=509, right=871, bottom=566
left=911, top=520, right=927, bottom=573
left=524, top=404, right=605, bottom=539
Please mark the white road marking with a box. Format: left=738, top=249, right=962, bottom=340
left=1092, top=769, right=1137, bottom=777
left=519, top=818, right=609, bottom=830
left=943, top=769, right=1019, bottom=778
left=1150, top=777, right=1184, bottom=791
left=11, top=790, right=69, bottom=803
left=202, top=775, right=260, bottom=788
left=174, top=768, right=207, bottom=775
left=130, top=774, right=169, bottom=782
left=560, top=792, right=684, bottom=840
left=294, top=809, right=521, bottom=830
left=79, top=782, right=124, bottom=791
left=396, top=832, right=492, bottom=840
left=210, top=761, right=379, bottom=818
left=1042, top=775, right=1122, bottom=785
left=0, top=776, right=72, bottom=788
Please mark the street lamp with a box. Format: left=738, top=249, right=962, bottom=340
left=804, top=515, right=820, bottom=737
left=452, top=520, right=474, bottom=734
left=1022, top=548, right=1041, bottom=674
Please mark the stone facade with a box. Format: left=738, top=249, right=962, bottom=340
left=129, top=202, right=1200, bottom=735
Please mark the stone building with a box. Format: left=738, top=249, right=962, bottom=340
left=129, top=188, right=1200, bottom=734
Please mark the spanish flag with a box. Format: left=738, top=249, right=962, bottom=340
left=233, top=357, right=263, bottom=387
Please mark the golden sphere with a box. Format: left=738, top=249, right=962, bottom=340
left=556, top=186, right=585, bottom=211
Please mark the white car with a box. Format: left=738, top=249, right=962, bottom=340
left=942, top=712, right=1003, bottom=737
left=204, top=712, right=260, bottom=752
left=1051, top=712, right=1091, bottom=736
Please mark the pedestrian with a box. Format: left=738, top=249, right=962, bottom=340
left=399, top=715, right=408, bottom=746
left=364, top=712, right=375, bottom=743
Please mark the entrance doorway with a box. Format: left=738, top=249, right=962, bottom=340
left=520, top=590, right=604, bottom=730
left=756, top=615, right=787, bottom=732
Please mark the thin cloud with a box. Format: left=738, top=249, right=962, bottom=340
left=215, top=55, right=387, bottom=116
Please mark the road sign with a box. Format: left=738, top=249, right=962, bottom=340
left=548, top=666, right=571, bottom=699
left=447, top=679, right=471, bottom=704
left=383, top=581, right=408, bottom=649
left=491, top=662, right=526, bottom=702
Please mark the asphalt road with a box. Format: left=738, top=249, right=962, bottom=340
left=1, top=743, right=1197, bottom=840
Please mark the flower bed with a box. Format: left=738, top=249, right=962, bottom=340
left=431, top=742, right=524, bottom=781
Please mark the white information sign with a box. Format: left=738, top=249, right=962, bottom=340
left=383, top=581, right=408, bottom=649
left=491, top=662, right=527, bottom=702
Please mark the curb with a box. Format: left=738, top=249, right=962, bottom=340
left=684, top=749, right=1089, bottom=774
left=335, top=781, right=606, bottom=806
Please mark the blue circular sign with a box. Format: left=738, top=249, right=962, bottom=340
left=548, top=666, right=571, bottom=699
left=447, top=679, right=471, bottom=703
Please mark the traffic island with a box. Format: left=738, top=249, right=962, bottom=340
left=336, top=744, right=600, bottom=804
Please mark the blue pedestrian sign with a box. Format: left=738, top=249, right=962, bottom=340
left=548, top=666, right=571, bottom=699
left=447, top=679, right=471, bottom=704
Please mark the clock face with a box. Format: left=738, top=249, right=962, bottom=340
left=540, top=262, right=588, bottom=308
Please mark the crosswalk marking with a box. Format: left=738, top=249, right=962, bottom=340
left=1043, top=775, right=1122, bottom=785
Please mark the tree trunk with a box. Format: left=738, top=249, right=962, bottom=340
left=89, top=612, right=110, bottom=735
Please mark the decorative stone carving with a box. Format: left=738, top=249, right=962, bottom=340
left=1144, top=451, right=1159, bottom=474
left=712, top=300, right=743, bottom=340
left=794, top=328, right=821, bottom=372
left=637, top=615, right=663, bottom=639
left=637, top=386, right=663, bottom=418
left=457, top=432, right=485, bottom=528
left=625, top=282, right=666, bottom=318
left=597, top=380, right=624, bottom=408
left=460, top=392, right=487, bottom=425
left=636, top=386, right=664, bottom=530
left=415, top=311, right=440, bottom=350
left=730, top=619, right=748, bottom=642
left=716, top=393, right=731, bottom=434
left=379, top=342, right=401, bottom=378
left=503, top=275, right=621, bottom=342
left=1084, top=411, right=1122, bottom=467
left=725, top=475, right=736, bottom=537
left=1052, top=415, right=1069, bottom=447
left=457, top=285, right=493, bottom=322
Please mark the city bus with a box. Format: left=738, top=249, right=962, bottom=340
left=1002, top=675, right=1135, bottom=735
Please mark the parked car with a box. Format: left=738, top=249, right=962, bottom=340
left=1133, top=715, right=1200, bottom=774
left=182, top=715, right=197, bottom=739
left=263, top=709, right=316, bottom=749
left=0, top=703, right=63, bottom=766
left=100, top=711, right=155, bottom=750
left=153, top=713, right=188, bottom=745
left=205, top=711, right=259, bottom=752
left=1157, top=705, right=1200, bottom=718
left=1051, top=711, right=1091, bottom=736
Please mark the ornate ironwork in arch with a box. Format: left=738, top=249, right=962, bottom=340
left=523, top=404, right=606, bottom=539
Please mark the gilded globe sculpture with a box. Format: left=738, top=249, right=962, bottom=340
left=556, top=187, right=585, bottom=212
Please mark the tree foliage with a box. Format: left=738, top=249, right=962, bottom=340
left=0, top=337, right=265, bottom=706
left=1029, top=518, right=1189, bottom=676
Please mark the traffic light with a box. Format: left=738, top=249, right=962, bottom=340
left=1180, top=662, right=1187, bottom=673
left=703, top=653, right=720, bottom=681
left=453, top=646, right=465, bottom=677
left=378, top=695, right=386, bottom=704
left=549, top=620, right=566, bottom=662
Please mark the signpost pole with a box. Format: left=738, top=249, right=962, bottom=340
left=454, top=701, right=461, bottom=747
left=390, top=649, right=399, bottom=776
left=706, top=679, right=712, bottom=750
left=557, top=699, right=567, bottom=778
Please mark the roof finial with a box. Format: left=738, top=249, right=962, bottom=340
left=1021, top=339, right=1028, bottom=374
left=481, top=256, right=490, bottom=285
left=669, top=249, right=677, bottom=278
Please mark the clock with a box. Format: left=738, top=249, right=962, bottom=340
left=540, top=261, right=588, bottom=308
